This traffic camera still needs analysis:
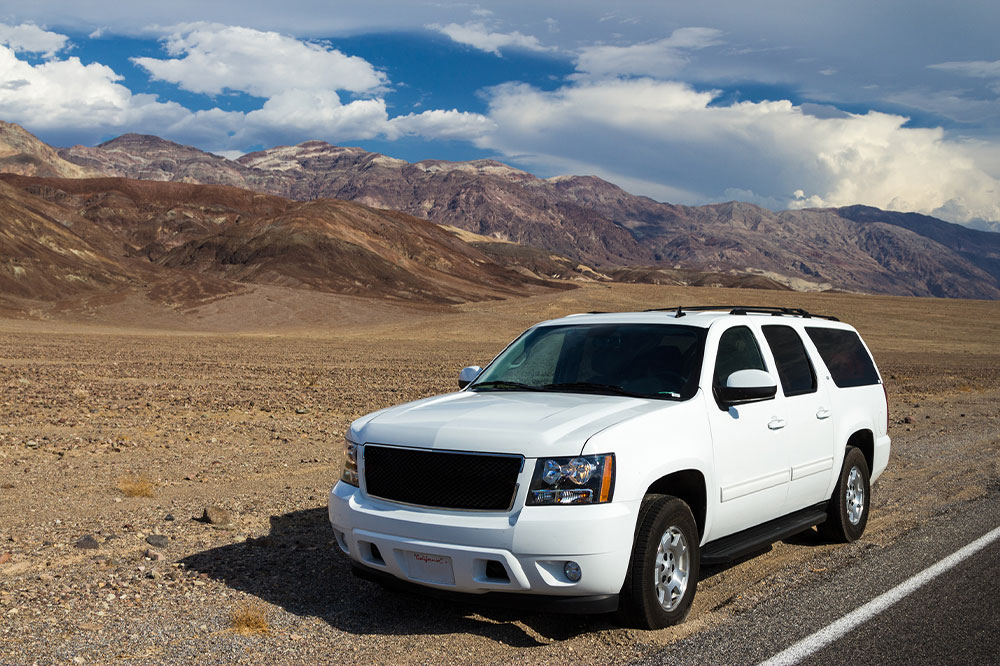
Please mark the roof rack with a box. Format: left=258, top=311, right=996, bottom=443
left=644, top=305, right=839, bottom=321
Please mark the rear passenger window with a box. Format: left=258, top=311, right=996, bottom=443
left=806, top=327, right=880, bottom=388
left=714, top=326, right=767, bottom=387
left=762, top=325, right=816, bottom=396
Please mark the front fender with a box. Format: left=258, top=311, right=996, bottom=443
left=582, top=392, right=717, bottom=544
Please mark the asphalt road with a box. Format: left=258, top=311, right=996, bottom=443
left=798, top=540, right=1000, bottom=665
left=634, top=488, right=1000, bottom=666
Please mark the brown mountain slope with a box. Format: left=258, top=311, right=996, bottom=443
left=158, top=198, right=564, bottom=303
left=628, top=203, right=1000, bottom=299
left=0, top=122, right=99, bottom=179
left=607, top=266, right=794, bottom=291
left=62, top=136, right=650, bottom=266
left=60, top=134, right=272, bottom=191
left=835, top=205, right=1000, bottom=285
left=0, top=180, right=141, bottom=301
left=2, top=173, right=292, bottom=260
left=0, top=175, right=564, bottom=306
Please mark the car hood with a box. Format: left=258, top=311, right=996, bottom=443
left=351, top=390, right=672, bottom=457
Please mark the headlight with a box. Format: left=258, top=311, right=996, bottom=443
left=340, top=438, right=359, bottom=487
left=526, top=454, right=614, bottom=505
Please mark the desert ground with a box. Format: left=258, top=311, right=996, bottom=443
left=1, top=283, right=998, bottom=665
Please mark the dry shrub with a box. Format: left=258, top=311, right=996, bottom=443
left=230, top=600, right=270, bottom=635
left=117, top=475, right=155, bottom=498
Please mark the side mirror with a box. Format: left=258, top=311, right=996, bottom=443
left=715, top=369, right=777, bottom=405
left=458, top=366, right=482, bottom=389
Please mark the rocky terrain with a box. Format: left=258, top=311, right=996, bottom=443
left=0, top=121, right=99, bottom=179
left=49, top=127, right=1000, bottom=300
left=0, top=173, right=567, bottom=313
left=0, top=283, right=997, bottom=665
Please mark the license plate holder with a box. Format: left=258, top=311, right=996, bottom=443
left=405, top=551, right=455, bottom=585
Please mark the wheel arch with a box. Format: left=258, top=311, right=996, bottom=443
left=645, top=469, right=707, bottom=539
left=846, top=429, right=874, bottom=474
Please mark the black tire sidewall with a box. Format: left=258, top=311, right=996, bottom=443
left=622, top=495, right=700, bottom=629
left=826, top=447, right=871, bottom=542
left=842, top=449, right=871, bottom=541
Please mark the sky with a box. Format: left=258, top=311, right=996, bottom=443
left=1, top=1, right=999, bottom=227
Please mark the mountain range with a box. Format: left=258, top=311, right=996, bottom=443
left=1, top=121, right=998, bottom=304
left=0, top=169, right=568, bottom=316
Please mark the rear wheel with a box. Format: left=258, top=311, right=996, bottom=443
left=619, top=494, right=700, bottom=629
left=818, top=446, right=870, bottom=543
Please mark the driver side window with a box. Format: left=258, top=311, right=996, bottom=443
left=713, top=326, right=767, bottom=388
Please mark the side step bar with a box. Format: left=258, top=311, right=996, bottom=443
left=701, top=505, right=828, bottom=566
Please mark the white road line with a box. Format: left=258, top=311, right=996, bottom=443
left=757, top=524, right=1000, bottom=666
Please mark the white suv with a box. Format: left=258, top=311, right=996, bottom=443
left=328, top=306, right=890, bottom=628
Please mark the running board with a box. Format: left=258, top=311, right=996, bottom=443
left=701, top=505, right=827, bottom=566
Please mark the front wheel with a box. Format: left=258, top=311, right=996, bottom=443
left=818, top=446, right=871, bottom=543
left=619, top=494, right=700, bottom=629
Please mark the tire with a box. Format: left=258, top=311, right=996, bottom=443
left=818, top=447, right=871, bottom=543
left=619, top=494, right=700, bottom=629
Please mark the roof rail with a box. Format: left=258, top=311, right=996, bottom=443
left=644, top=305, right=839, bottom=321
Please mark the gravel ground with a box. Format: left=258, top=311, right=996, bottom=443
left=0, top=284, right=997, bottom=665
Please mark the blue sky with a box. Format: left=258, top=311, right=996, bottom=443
left=0, top=1, right=998, bottom=226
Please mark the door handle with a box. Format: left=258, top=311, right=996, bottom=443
left=816, top=408, right=832, bottom=420
left=768, top=417, right=786, bottom=430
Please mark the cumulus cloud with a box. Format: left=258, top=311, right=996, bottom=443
left=388, top=109, right=497, bottom=141
left=133, top=23, right=386, bottom=97
left=477, top=78, right=1000, bottom=223
left=0, top=44, right=187, bottom=137
left=575, top=27, right=722, bottom=78
left=0, top=22, right=69, bottom=58
left=428, top=21, right=552, bottom=56
left=0, top=29, right=491, bottom=153
left=243, top=89, right=390, bottom=141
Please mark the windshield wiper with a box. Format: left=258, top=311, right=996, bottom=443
left=541, top=382, right=649, bottom=399
left=471, top=380, right=542, bottom=391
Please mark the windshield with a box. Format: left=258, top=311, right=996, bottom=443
left=470, top=323, right=706, bottom=400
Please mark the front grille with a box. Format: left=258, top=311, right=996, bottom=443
left=362, top=444, right=522, bottom=511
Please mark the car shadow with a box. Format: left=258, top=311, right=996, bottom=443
left=179, top=507, right=615, bottom=646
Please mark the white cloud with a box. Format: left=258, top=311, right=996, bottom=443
left=133, top=23, right=386, bottom=97
left=478, top=78, right=1000, bottom=223
left=0, top=32, right=491, bottom=153
left=212, top=149, right=245, bottom=160
left=243, top=89, right=390, bottom=141
left=428, top=21, right=552, bottom=56
left=929, top=60, right=1000, bottom=79
left=0, top=44, right=188, bottom=136
left=0, top=22, right=69, bottom=58
left=388, top=109, right=496, bottom=141
left=575, top=27, right=722, bottom=78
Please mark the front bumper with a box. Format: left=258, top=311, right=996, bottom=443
left=350, top=563, right=620, bottom=614
left=328, top=481, right=637, bottom=600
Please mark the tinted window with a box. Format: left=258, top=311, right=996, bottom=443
left=713, top=326, right=767, bottom=387
left=472, top=323, right=707, bottom=400
left=762, top=325, right=817, bottom=396
left=806, top=327, right=880, bottom=388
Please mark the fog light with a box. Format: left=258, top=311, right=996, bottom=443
left=564, top=561, right=581, bottom=582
